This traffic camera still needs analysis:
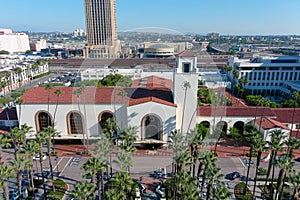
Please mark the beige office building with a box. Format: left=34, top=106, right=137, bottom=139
left=84, top=0, right=120, bottom=58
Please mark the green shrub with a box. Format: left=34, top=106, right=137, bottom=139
left=234, top=182, right=253, bottom=200
left=257, top=167, right=267, bottom=176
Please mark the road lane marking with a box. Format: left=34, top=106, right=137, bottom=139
left=53, top=157, right=63, bottom=171
left=59, top=157, right=72, bottom=176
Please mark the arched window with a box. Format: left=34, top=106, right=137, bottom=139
left=67, top=112, right=84, bottom=134
left=141, top=114, right=163, bottom=140
left=98, top=111, right=114, bottom=133
left=35, top=111, right=53, bottom=132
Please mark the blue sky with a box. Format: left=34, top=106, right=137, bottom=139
left=0, top=0, right=299, bottom=35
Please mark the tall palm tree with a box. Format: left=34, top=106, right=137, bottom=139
left=44, top=83, right=53, bottom=125
left=35, top=131, right=47, bottom=197
left=0, top=164, right=15, bottom=200
left=114, top=149, right=134, bottom=174
left=82, top=157, right=106, bottom=198
left=213, top=181, right=232, bottom=200
left=289, top=171, right=300, bottom=200
left=41, top=126, right=58, bottom=191
left=70, top=181, right=96, bottom=200
left=181, top=81, right=191, bottom=132
left=9, top=155, right=29, bottom=200
left=10, top=127, right=26, bottom=159
left=264, top=129, right=286, bottom=191
left=74, top=88, right=87, bottom=151
left=53, top=89, right=61, bottom=123
left=118, top=89, right=128, bottom=130
left=286, top=137, right=300, bottom=158
left=16, top=98, right=23, bottom=127
left=275, top=157, right=295, bottom=200
left=206, top=165, right=223, bottom=200
left=22, top=140, right=40, bottom=191
left=107, top=171, right=134, bottom=198
left=119, top=126, right=137, bottom=152
left=252, top=132, right=265, bottom=199
left=0, top=134, right=12, bottom=163
left=175, top=170, right=199, bottom=199
left=200, top=151, right=218, bottom=193
left=186, top=124, right=208, bottom=177
left=80, top=83, right=89, bottom=150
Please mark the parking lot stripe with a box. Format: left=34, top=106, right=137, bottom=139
left=60, top=157, right=72, bottom=176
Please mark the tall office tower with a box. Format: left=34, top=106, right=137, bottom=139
left=83, top=0, right=120, bottom=58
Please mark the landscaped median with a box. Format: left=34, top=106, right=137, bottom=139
left=234, top=182, right=253, bottom=200
left=47, top=179, right=67, bottom=200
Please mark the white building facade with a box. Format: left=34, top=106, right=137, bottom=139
left=229, top=56, right=300, bottom=97
left=0, top=29, right=30, bottom=53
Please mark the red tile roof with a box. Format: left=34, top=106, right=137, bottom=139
left=254, top=117, right=289, bottom=130
left=131, top=76, right=173, bottom=91
left=21, top=87, right=175, bottom=107
left=176, top=50, right=195, bottom=57
left=128, top=97, right=177, bottom=107
left=271, top=108, right=300, bottom=124
left=197, top=106, right=276, bottom=117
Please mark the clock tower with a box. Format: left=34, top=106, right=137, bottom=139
left=173, top=50, right=198, bottom=134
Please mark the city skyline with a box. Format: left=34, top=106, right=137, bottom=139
left=0, top=0, right=300, bottom=35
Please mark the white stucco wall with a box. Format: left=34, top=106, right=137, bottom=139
left=20, top=103, right=126, bottom=139
left=127, top=102, right=176, bottom=142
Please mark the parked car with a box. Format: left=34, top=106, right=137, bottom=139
left=33, top=154, right=47, bottom=161
left=9, top=189, right=19, bottom=200
left=225, top=172, right=240, bottom=180
left=295, top=157, right=300, bottom=162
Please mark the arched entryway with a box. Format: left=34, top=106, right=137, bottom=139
left=216, top=121, right=228, bottom=134
left=67, top=111, right=84, bottom=134
left=200, top=121, right=210, bottom=129
left=141, top=114, right=163, bottom=140
left=35, top=111, right=53, bottom=132
left=98, top=111, right=114, bottom=133
left=233, top=121, right=244, bottom=135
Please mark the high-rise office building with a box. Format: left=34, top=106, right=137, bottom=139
left=84, top=0, right=120, bottom=58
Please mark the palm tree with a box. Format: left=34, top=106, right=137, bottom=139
left=252, top=131, right=265, bottom=199
left=0, top=164, right=15, bottom=200
left=107, top=171, right=134, bottom=198
left=0, top=134, right=12, bottom=163
left=74, top=88, right=87, bottom=152
left=35, top=131, right=48, bottom=197
left=264, top=129, right=287, bottom=191
left=206, top=165, right=223, bottom=200
left=16, top=98, right=23, bottom=127
left=181, top=81, right=191, bottom=132
left=70, top=181, right=96, bottom=200
left=286, top=137, right=300, bottom=158
left=213, top=182, right=232, bottom=200
left=105, top=188, right=127, bottom=200
left=275, top=157, right=295, bottom=200
left=9, top=155, right=29, bottom=200
left=186, top=124, right=208, bottom=177
left=289, top=171, right=300, bottom=200
left=118, top=89, right=128, bottom=130
left=44, top=83, right=53, bottom=125
left=114, top=149, right=134, bottom=174
left=175, top=170, right=199, bottom=199
left=200, top=151, right=218, bottom=193
left=119, top=126, right=137, bottom=152
left=10, top=127, right=26, bottom=159
left=53, top=89, right=61, bottom=123
left=41, top=126, right=58, bottom=191
left=82, top=157, right=106, bottom=198
left=80, top=83, right=89, bottom=150
left=22, top=140, right=40, bottom=191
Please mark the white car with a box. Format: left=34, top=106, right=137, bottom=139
left=33, top=154, right=47, bottom=161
